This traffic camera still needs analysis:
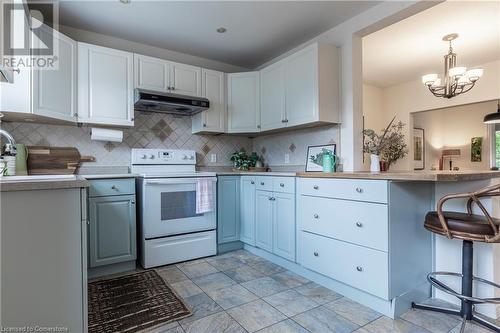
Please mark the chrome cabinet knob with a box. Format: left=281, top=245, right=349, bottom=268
left=260, top=182, right=265, bottom=185
left=355, top=187, right=363, bottom=193
left=356, top=266, right=363, bottom=272
left=313, top=214, right=319, bottom=219
left=313, top=252, right=319, bottom=257
left=203, top=123, right=207, bottom=127
left=250, top=181, right=255, bottom=184
left=280, top=183, right=284, bottom=187
left=313, top=185, right=319, bottom=190
left=111, top=185, right=118, bottom=190
left=356, top=222, right=363, bottom=228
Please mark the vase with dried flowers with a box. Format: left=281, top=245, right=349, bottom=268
left=363, top=116, right=408, bottom=172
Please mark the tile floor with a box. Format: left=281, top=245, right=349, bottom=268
left=136, top=250, right=497, bottom=333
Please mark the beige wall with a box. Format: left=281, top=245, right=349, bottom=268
left=412, top=101, right=496, bottom=171
left=362, top=84, right=384, bottom=169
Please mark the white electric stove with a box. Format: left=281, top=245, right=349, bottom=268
left=132, top=148, right=217, bottom=268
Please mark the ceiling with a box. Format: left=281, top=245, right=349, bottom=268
left=363, top=0, right=500, bottom=88
left=53, top=1, right=379, bottom=69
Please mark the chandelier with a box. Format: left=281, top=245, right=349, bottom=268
left=421, top=33, right=483, bottom=99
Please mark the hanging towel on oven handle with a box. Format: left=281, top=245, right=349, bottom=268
left=196, top=178, right=214, bottom=214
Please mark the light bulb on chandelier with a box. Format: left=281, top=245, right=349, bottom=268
left=421, top=33, right=483, bottom=99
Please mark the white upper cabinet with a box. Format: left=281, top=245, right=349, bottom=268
left=134, top=54, right=170, bottom=92
left=1, top=18, right=76, bottom=123
left=78, top=43, right=134, bottom=127
left=286, top=43, right=340, bottom=127
left=170, top=62, right=202, bottom=97
left=0, top=64, right=31, bottom=114
left=227, top=72, right=260, bottom=133
left=32, top=27, right=77, bottom=122
left=192, top=69, right=226, bottom=134
left=285, top=44, right=317, bottom=127
left=258, top=42, right=340, bottom=132
left=133, top=55, right=201, bottom=97
left=260, top=60, right=286, bottom=131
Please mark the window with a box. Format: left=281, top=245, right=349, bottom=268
left=495, top=124, right=500, bottom=167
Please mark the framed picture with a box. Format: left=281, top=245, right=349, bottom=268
left=413, top=128, right=425, bottom=170
left=471, top=137, right=482, bottom=162
left=306, top=144, right=336, bottom=172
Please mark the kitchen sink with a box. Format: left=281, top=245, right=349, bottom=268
left=0, top=175, right=77, bottom=182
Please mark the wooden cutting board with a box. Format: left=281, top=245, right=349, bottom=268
left=27, top=146, right=95, bottom=175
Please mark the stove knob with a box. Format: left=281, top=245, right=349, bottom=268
left=190, top=155, right=195, bottom=160
left=141, top=154, right=147, bottom=159
left=183, top=155, right=188, bottom=160
left=149, top=154, right=155, bottom=159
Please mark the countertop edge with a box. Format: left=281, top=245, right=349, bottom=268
left=295, top=171, right=500, bottom=182
left=0, top=177, right=90, bottom=192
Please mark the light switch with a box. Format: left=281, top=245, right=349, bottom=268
left=210, top=153, right=217, bottom=163
left=284, top=153, right=290, bottom=164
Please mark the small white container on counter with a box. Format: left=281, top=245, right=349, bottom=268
left=0, top=158, right=6, bottom=177
left=3, top=155, right=16, bottom=176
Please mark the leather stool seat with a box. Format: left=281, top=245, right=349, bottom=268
left=425, top=211, right=500, bottom=241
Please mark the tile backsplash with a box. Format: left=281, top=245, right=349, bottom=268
left=1, top=111, right=252, bottom=167
left=1, top=112, right=339, bottom=170
left=253, top=125, right=339, bottom=168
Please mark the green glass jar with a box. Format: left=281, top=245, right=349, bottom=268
left=322, top=153, right=333, bottom=173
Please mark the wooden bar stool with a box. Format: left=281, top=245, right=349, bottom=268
left=412, top=183, right=500, bottom=333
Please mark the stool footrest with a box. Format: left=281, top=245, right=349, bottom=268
left=427, top=271, right=500, bottom=304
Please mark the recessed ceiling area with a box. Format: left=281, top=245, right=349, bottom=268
left=363, top=0, right=500, bottom=88
left=54, top=1, right=379, bottom=69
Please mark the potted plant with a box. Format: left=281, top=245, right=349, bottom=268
left=363, top=116, right=408, bottom=172
left=230, top=149, right=264, bottom=171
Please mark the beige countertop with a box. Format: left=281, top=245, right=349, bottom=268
left=215, top=171, right=297, bottom=176
left=0, top=175, right=90, bottom=192
left=296, top=170, right=500, bottom=181
left=81, top=173, right=138, bottom=179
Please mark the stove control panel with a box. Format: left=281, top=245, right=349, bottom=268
left=131, top=149, right=196, bottom=165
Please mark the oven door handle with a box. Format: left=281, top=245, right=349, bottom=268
left=145, top=178, right=217, bottom=186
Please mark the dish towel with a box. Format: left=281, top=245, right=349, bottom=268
left=196, top=178, right=214, bottom=214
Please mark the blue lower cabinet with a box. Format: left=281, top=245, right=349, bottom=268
left=217, top=176, right=240, bottom=244
left=273, top=192, right=295, bottom=261
left=240, top=176, right=256, bottom=245
left=88, top=194, right=137, bottom=267
left=255, top=190, right=274, bottom=252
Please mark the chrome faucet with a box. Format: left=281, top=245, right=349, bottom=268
left=0, top=113, right=16, bottom=147
left=0, top=128, right=16, bottom=146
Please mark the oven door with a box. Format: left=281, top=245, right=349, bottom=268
left=142, top=177, right=217, bottom=239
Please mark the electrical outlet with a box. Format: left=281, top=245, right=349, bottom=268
left=284, top=153, right=290, bottom=164
left=210, top=153, right=217, bottom=163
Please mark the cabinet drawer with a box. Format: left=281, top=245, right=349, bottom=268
left=299, top=231, right=388, bottom=299
left=256, top=176, right=273, bottom=191
left=299, top=196, right=388, bottom=251
left=298, top=178, right=388, bottom=203
left=273, top=177, right=295, bottom=194
left=89, top=178, right=135, bottom=197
